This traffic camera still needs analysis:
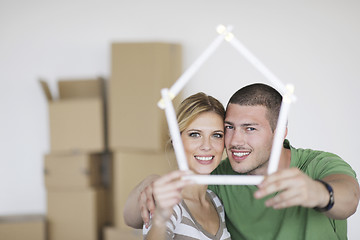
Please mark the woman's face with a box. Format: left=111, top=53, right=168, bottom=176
left=181, top=111, right=224, bottom=175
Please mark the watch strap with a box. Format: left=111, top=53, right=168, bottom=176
left=313, top=179, right=334, bottom=212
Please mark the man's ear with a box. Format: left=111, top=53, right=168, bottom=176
left=273, top=126, right=288, bottom=139
left=284, top=127, right=288, bottom=139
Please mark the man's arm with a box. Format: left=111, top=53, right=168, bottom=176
left=254, top=168, right=360, bottom=219
left=320, top=174, right=359, bottom=219
left=123, top=175, right=160, bottom=229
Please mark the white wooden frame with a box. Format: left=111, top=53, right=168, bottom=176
left=158, top=25, right=296, bottom=185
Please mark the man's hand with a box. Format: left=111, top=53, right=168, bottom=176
left=254, top=168, right=360, bottom=219
left=254, top=168, right=329, bottom=209
left=139, top=179, right=157, bottom=228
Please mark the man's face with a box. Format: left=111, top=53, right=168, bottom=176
left=224, top=104, right=274, bottom=175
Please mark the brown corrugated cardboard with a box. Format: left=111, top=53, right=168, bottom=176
left=58, top=78, right=104, bottom=99
left=0, top=214, right=46, bottom=240
left=109, top=42, right=182, bottom=152
left=111, top=150, right=177, bottom=228
left=40, top=77, right=107, bottom=153
left=47, top=188, right=110, bottom=240
left=44, top=152, right=105, bottom=189
left=104, top=227, right=142, bottom=240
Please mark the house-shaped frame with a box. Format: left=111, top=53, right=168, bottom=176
left=158, top=25, right=296, bottom=185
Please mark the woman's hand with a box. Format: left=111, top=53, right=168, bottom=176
left=149, top=170, right=194, bottom=226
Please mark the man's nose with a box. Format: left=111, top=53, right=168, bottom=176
left=230, top=130, right=245, bottom=146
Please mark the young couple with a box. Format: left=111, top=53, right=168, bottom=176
left=124, top=83, right=360, bottom=240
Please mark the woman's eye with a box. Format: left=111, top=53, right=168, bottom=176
left=213, top=133, right=224, bottom=138
left=189, top=132, right=200, bottom=137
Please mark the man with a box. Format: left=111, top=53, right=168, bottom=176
left=124, top=83, right=360, bottom=239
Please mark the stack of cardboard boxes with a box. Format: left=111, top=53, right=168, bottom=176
left=40, top=77, right=111, bottom=240
left=0, top=215, right=46, bottom=240
left=0, top=42, right=183, bottom=240
left=104, top=42, right=182, bottom=239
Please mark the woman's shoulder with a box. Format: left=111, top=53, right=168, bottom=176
left=206, top=189, right=223, bottom=207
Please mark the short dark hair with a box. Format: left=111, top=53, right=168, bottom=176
left=227, top=83, right=282, bottom=131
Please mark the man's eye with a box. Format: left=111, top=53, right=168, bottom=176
left=225, top=125, right=233, bottom=130
left=246, top=127, right=256, bottom=131
left=189, top=132, right=200, bottom=137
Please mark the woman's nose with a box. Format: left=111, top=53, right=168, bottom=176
left=200, top=137, right=211, bottom=151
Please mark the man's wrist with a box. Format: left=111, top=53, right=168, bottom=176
left=313, top=179, right=335, bottom=212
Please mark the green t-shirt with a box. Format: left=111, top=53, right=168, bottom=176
left=209, top=140, right=357, bottom=240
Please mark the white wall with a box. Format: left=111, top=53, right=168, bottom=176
left=1, top=0, right=359, bottom=238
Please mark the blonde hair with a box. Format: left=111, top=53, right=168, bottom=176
left=176, top=92, right=225, bottom=133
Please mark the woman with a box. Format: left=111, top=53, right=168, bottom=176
left=143, top=92, right=231, bottom=240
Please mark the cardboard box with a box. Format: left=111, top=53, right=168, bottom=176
left=104, top=227, right=142, bottom=240
left=47, top=188, right=110, bottom=240
left=111, top=150, right=177, bottom=228
left=0, top=214, right=46, bottom=240
left=40, top=78, right=107, bottom=153
left=44, top=152, right=110, bottom=189
left=109, top=42, right=182, bottom=152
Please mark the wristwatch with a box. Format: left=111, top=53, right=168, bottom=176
left=313, top=179, right=334, bottom=212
